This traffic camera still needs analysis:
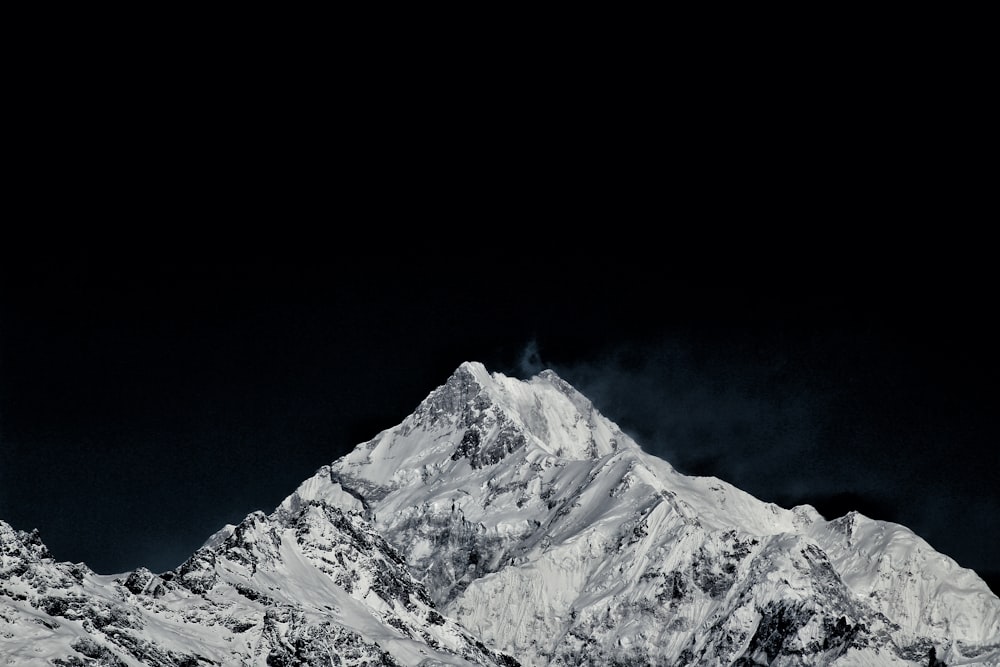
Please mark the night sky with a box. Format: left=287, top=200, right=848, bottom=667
left=1, top=246, right=996, bottom=596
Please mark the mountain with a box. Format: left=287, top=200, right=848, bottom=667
left=0, top=497, right=518, bottom=665
left=287, top=363, right=1000, bottom=665
left=2, top=362, right=999, bottom=665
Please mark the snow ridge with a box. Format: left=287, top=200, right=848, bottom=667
left=0, top=503, right=519, bottom=666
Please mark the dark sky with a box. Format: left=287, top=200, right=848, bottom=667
left=1, top=246, right=997, bottom=596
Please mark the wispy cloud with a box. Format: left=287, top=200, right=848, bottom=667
left=516, top=338, right=545, bottom=378
left=515, top=334, right=998, bottom=574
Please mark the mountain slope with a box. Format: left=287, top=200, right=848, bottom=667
left=291, top=362, right=1000, bottom=666
left=0, top=501, right=519, bottom=666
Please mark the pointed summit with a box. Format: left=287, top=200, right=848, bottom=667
left=456, top=359, right=493, bottom=383
left=396, top=361, right=628, bottom=465
left=0, top=520, right=52, bottom=569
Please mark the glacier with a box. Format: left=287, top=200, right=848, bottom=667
left=2, top=361, right=998, bottom=665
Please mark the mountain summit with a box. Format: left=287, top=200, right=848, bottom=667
left=2, top=362, right=998, bottom=665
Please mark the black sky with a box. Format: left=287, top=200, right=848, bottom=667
left=1, top=246, right=996, bottom=596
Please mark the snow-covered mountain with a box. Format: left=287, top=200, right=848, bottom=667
left=291, top=362, right=1000, bottom=665
left=0, top=495, right=518, bottom=665
left=3, top=362, right=999, bottom=665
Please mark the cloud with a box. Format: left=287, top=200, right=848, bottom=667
left=515, top=338, right=545, bottom=378
left=545, top=340, right=830, bottom=493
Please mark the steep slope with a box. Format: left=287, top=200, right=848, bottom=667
left=0, top=500, right=519, bottom=666
left=284, top=362, right=1000, bottom=666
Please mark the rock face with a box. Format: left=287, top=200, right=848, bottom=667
left=2, top=361, right=999, bottom=665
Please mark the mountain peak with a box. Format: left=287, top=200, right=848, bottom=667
left=0, top=520, right=52, bottom=566
left=410, top=362, right=624, bottom=463
left=455, top=359, right=492, bottom=381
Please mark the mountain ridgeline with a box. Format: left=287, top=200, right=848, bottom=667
left=2, top=362, right=998, bottom=665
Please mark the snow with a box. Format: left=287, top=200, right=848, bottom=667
left=3, top=361, right=999, bottom=666
left=318, top=363, right=1000, bottom=665
left=0, top=498, right=514, bottom=665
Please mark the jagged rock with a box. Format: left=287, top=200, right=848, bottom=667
left=1, top=488, right=518, bottom=665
